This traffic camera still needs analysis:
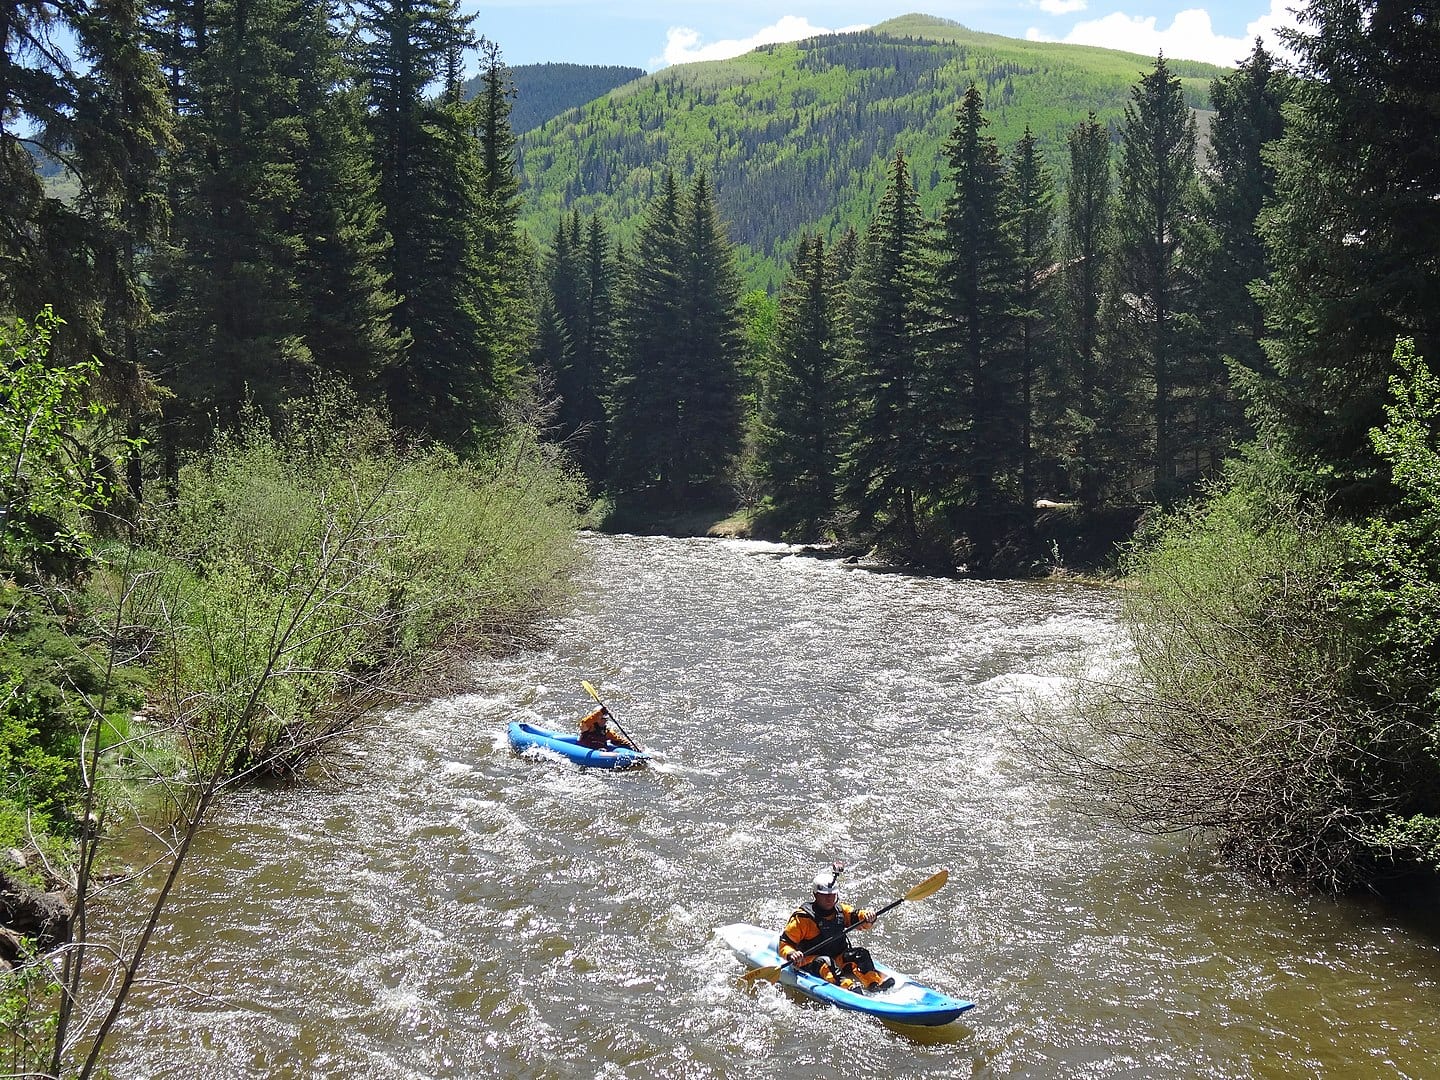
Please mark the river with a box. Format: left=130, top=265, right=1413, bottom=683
left=103, top=533, right=1440, bottom=1078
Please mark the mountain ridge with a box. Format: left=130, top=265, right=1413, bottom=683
left=515, top=13, right=1230, bottom=289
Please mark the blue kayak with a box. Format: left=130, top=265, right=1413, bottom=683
left=717, top=922, right=974, bottom=1027
left=506, top=721, right=647, bottom=770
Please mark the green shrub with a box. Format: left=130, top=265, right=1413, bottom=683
left=1100, top=472, right=1383, bottom=886
left=121, top=393, right=585, bottom=776
left=1335, top=340, right=1440, bottom=870
left=0, top=954, right=58, bottom=1078
left=0, top=578, right=143, bottom=848
left=1046, top=343, right=1440, bottom=889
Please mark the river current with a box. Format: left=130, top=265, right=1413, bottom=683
left=104, top=533, right=1440, bottom=1078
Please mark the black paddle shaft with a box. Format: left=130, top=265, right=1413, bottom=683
left=582, top=681, right=643, bottom=753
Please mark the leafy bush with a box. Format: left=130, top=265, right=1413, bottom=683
left=1, top=308, right=125, bottom=577
left=1, top=310, right=141, bottom=848
left=1335, top=340, right=1440, bottom=870
left=1075, top=472, right=1376, bottom=886
left=121, top=392, right=585, bottom=776
left=1041, top=342, right=1440, bottom=890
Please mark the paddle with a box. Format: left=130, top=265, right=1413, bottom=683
left=581, top=680, right=644, bottom=754
left=737, top=868, right=950, bottom=987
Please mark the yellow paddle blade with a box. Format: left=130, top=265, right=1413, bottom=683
left=737, top=964, right=783, bottom=988
left=903, top=868, right=949, bottom=902
left=582, top=680, right=601, bottom=702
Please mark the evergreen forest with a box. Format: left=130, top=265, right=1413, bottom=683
left=491, top=63, right=646, bottom=134
left=3, top=0, right=1440, bottom=1070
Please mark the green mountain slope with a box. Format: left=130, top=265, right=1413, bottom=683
left=516, top=13, right=1227, bottom=289
left=498, top=63, right=646, bottom=134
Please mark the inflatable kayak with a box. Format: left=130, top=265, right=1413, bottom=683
left=717, top=922, right=974, bottom=1026
left=506, top=721, right=647, bottom=770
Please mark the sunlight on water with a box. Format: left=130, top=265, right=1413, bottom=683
left=101, top=534, right=1440, bottom=1079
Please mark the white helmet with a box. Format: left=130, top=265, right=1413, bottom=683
left=812, top=867, right=840, bottom=895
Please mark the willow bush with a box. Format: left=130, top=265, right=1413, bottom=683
left=120, top=395, right=587, bottom=779
left=1039, top=345, right=1440, bottom=890
left=1038, top=474, right=1380, bottom=888
left=1334, top=341, right=1440, bottom=873
left=7, top=398, right=587, bottom=1080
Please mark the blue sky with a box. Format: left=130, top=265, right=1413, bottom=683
left=467, top=1, right=1303, bottom=71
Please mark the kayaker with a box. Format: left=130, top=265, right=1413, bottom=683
left=777, top=866, right=895, bottom=993
left=577, top=706, right=637, bottom=751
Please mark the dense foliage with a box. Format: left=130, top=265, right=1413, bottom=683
left=494, top=63, right=646, bottom=134
left=1038, top=2, right=1440, bottom=891
left=127, top=394, right=585, bottom=779
left=1049, top=342, right=1440, bottom=889
left=2, top=4, right=583, bottom=1071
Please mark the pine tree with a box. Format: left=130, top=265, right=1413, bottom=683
left=575, top=215, right=618, bottom=486
left=1058, top=113, right=1113, bottom=506
left=152, top=0, right=324, bottom=451
left=674, top=171, right=743, bottom=501
left=828, top=226, right=860, bottom=292
left=468, top=39, right=532, bottom=409
left=1251, top=0, right=1440, bottom=503
left=355, top=0, right=501, bottom=446
left=292, top=1, right=405, bottom=396
left=610, top=171, right=742, bottom=506
left=757, top=234, right=842, bottom=536
left=915, top=85, right=1017, bottom=516
left=840, top=150, right=927, bottom=550
left=610, top=170, right=684, bottom=498
left=144, top=0, right=406, bottom=457
left=1204, top=41, right=1289, bottom=388
left=1007, top=127, right=1056, bottom=511
left=538, top=211, right=609, bottom=488
left=1106, top=55, right=1211, bottom=504
left=1, top=0, right=171, bottom=406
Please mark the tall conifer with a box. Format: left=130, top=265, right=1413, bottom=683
left=1251, top=0, right=1440, bottom=500
left=610, top=170, right=685, bottom=498
left=356, top=0, right=504, bottom=445
left=539, top=211, right=610, bottom=488
left=293, top=0, right=405, bottom=395
left=1106, top=55, right=1210, bottom=504
left=675, top=172, right=743, bottom=501
left=1, top=0, right=171, bottom=404
left=574, top=214, right=618, bottom=487
left=1007, top=127, right=1055, bottom=511
left=916, top=85, right=1017, bottom=515
left=840, top=150, right=926, bottom=550
left=469, top=39, right=532, bottom=407
left=757, top=234, right=841, bottom=536
left=1058, top=113, right=1113, bottom=506
left=610, top=172, right=742, bottom=505
left=1204, top=41, right=1289, bottom=390
left=153, top=0, right=325, bottom=449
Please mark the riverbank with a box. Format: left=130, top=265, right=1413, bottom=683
left=0, top=412, right=590, bottom=1073
left=594, top=502, right=754, bottom=540
left=594, top=499, right=1144, bottom=577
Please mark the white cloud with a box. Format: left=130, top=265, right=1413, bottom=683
left=655, top=14, right=870, bottom=68
left=1038, top=0, right=1089, bottom=15
left=1025, top=0, right=1301, bottom=67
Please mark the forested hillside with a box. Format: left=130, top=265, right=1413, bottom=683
left=480, top=62, right=645, bottom=134
left=517, top=13, right=1226, bottom=288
